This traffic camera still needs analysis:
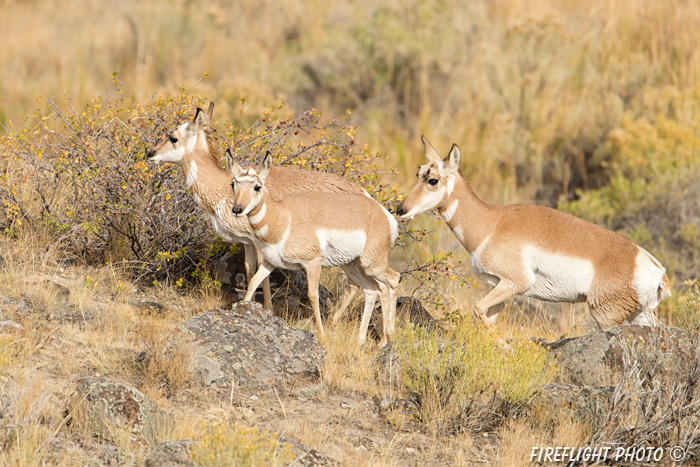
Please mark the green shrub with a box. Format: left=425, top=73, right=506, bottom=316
left=393, top=320, right=556, bottom=434
left=190, top=423, right=294, bottom=467
left=677, top=280, right=700, bottom=331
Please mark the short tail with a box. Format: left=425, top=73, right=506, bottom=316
left=658, top=274, right=672, bottom=302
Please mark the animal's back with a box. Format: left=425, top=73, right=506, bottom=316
left=267, top=166, right=366, bottom=199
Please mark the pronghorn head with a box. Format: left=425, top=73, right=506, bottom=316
left=396, top=136, right=462, bottom=219
left=146, top=102, right=215, bottom=163
left=229, top=150, right=272, bottom=217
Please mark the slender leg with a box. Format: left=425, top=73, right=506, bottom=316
left=256, top=248, right=272, bottom=309
left=358, top=289, right=380, bottom=347
left=376, top=268, right=400, bottom=346
left=244, top=260, right=276, bottom=301
left=331, top=282, right=359, bottom=325
left=303, top=261, right=325, bottom=340
left=474, top=280, right=522, bottom=327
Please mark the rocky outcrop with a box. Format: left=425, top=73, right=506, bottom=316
left=170, top=301, right=325, bottom=389
left=67, top=378, right=172, bottom=445
left=546, top=325, right=697, bottom=386
left=145, top=440, right=195, bottom=467
left=213, top=251, right=334, bottom=318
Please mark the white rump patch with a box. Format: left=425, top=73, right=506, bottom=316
left=442, top=199, right=459, bottom=223
left=520, top=246, right=594, bottom=302
left=317, top=229, right=367, bottom=267
left=249, top=203, right=267, bottom=225
left=632, top=247, right=667, bottom=312
left=186, top=160, right=198, bottom=188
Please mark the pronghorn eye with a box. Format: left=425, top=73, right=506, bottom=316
left=428, top=178, right=439, bottom=186
left=254, top=185, right=261, bottom=192
left=168, top=135, right=178, bottom=144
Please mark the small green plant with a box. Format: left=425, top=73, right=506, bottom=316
left=394, top=319, right=556, bottom=434
left=677, top=279, right=700, bottom=331
left=190, top=423, right=295, bottom=467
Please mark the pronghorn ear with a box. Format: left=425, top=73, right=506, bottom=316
left=443, top=144, right=461, bottom=174
left=421, top=135, right=442, bottom=162
left=191, top=107, right=205, bottom=133
left=258, top=151, right=273, bottom=180
left=204, top=102, right=215, bottom=126
left=224, top=148, right=235, bottom=172
left=227, top=149, right=244, bottom=177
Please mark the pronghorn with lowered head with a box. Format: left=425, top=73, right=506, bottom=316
left=397, top=136, right=671, bottom=329
left=229, top=152, right=400, bottom=345
left=146, top=103, right=367, bottom=308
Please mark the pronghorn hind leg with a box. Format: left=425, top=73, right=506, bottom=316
left=303, top=260, right=325, bottom=340
left=244, top=260, right=275, bottom=302
left=358, top=289, right=380, bottom=347
left=375, top=268, right=400, bottom=347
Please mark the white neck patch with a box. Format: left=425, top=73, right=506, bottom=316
left=442, top=199, right=459, bottom=223
left=186, top=160, right=198, bottom=188
left=249, top=203, right=267, bottom=225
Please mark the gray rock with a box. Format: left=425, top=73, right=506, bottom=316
left=531, top=384, right=614, bottom=424
left=373, top=342, right=402, bottom=388
left=354, top=296, right=441, bottom=342
left=67, top=377, right=172, bottom=444
left=548, top=325, right=697, bottom=386
left=145, top=440, right=195, bottom=467
left=171, top=301, right=325, bottom=389
left=0, top=320, right=24, bottom=333
left=213, top=251, right=333, bottom=318
left=278, top=435, right=339, bottom=466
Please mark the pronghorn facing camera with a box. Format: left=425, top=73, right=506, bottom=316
left=230, top=152, right=400, bottom=345
left=146, top=103, right=367, bottom=309
left=397, top=136, right=670, bottom=330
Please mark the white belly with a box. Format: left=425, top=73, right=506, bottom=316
left=521, top=246, right=594, bottom=302
left=317, top=229, right=367, bottom=267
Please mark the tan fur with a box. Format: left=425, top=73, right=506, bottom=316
left=230, top=154, right=400, bottom=346
left=147, top=103, right=366, bottom=308
left=397, top=136, right=671, bottom=330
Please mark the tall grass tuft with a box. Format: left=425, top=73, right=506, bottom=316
left=394, top=320, right=556, bottom=434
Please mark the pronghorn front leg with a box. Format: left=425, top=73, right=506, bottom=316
left=244, top=260, right=276, bottom=302
left=303, top=260, right=325, bottom=340
left=242, top=243, right=273, bottom=309
left=255, top=248, right=272, bottom=310
left=331, top=282, right=359, bottom=325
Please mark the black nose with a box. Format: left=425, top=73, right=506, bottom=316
left=146, top=149, right=155, bottom=159
left=396, top=205, right=406, bottom=216
left=232, top=205, right=243, bottom=215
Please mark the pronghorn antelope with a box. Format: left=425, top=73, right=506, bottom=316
left=146, top=103, right=366, bottom=308
left=229, top=152, right=400, bottom=345
left=397, top=136, right=671, bottom=329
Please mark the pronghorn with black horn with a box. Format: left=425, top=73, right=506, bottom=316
left=146, top=103, right=367, bottom=308
left=397, top=136, right=670, bottom=330
left=229, top=152, right=400, bottom=345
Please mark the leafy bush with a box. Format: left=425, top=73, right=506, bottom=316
left=0, top=78, right=400, bottom=288
left=190, top=423, right=295, bottom=467
left=393, top=320, right=556, bottom=434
